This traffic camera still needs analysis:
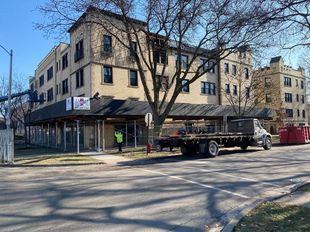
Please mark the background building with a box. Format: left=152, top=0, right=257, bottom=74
left=255, top=56, right=307, bottom=134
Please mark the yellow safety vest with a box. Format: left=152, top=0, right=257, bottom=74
left=115, top=132, right=123, bottom=143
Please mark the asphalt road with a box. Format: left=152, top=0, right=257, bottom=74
left=1, top=144, right=310, bottom=232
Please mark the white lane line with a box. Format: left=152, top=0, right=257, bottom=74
left=165, top=159, right=282, bottom=187
left=140, top=168, right=250, bottom=199
left=196, top=168, right=282, bottom=187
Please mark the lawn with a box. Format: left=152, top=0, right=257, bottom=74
left=234, top=201, right=310, bottom=232
left=14, top=144, right=101, bottom=165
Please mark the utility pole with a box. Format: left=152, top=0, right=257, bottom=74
left=0, top=45, right=13, bottom=164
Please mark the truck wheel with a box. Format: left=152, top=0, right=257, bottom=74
left=240, top=146, right=248, bottom=150
left=207, top=140, right=219, bottom=157
left=156, top=144, right=162, bottom=152
left=263, top=137, right=272, bottom=150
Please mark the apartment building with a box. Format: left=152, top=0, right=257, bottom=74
left=255, top=56, right=307, bottom=134
left=27, top=8, right=270, bottom=150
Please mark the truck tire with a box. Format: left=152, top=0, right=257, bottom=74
left=263, top=137, right=272, bottom=150
left=207, top=140, right=219, bottom=157
left=240, top=145, right=248, bottom=150
left=156, top=144, right=162, bottom=152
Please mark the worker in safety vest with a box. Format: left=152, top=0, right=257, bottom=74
left=115, top=131, right=123, bottom=152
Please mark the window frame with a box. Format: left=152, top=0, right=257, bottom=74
left=129, top=69, right=138, bottom=87
left=103, top=66, right=113, bottom=84
left=181, top=79, right=190, bottom=93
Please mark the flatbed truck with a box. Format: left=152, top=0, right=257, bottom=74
left=155, top=118, right=272, bottom=157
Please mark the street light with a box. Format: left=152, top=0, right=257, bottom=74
left=0, top=44, right=13, bottom=163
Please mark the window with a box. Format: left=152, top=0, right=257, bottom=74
left=47, top=88, right=53, bottom=101
left=76, top=68, right=84, bottom=88
left=244, top=68, right=249, bottom=79
left=285, top=93, right=292, bottom=102
left=156, top=75, right=169, bottom=91
left=301, top=80, right=304, bottom=89
left=181, top=79, right=190, bottom=93
left=286, top=109, right=293, bottom=118
left=246, top=87, right=250, bottom=98
left=103, top=35, right=112, bottom=53
left=129, top=70, right=138, bottom=86
left=201, top=60, right=216, bottom=73
left=176, top=54, right=188, bottom=69
left=301, top=95, right=305, bottom=104
left=233, top=85, right=237, bottom=95
left=47, top=66, right=53, bottom=81
left=103, top=66, right=113, bottom=84
left=201, top=81, right=216, bottom=95
left=208, top=61, right=215, bottom=73
left=297, top=109, right=300, bottom=117
left=265, top=77, right=271, bottom=87
left=62, top=79, right=68, bottom=94
left=75, top=39, right=84, bottom=62
left=224, top=63, right=229, bottom=73
left=200, top=59, right=207, bottom=71
left=302, top=110, right=305, bottom=118
left=155, top=49, right=167, bottom=64
left=62, top=53, right=68, bottom=70
left=225, top=84, right=230, bottom=93
left=39, top=93, right=45, bottom=104
left=296, top=79, right=298, bottom=87
left=296, top=94, right=299, bottom=102
left=129, top=41, right=137, bottom=57
left=284, top=76, right=291, bottom=86
left=266, top=94, right=272, bottom=103
left=30, top=83, right=34, bottom=91
left=39, top=75, right=44, bottom=87
left=232, top=65, right=237, bottom=76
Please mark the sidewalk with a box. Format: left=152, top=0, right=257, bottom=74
left=80, top=151, right=131, bottom=166
left=274, top=184, right=310, bottom=209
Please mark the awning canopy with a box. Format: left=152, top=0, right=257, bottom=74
left=26, top=98, right=273, bottom=125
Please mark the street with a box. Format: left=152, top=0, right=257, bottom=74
left=1, top=144, right=310, bottom=232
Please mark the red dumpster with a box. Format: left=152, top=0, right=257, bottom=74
left=279, top=127, right=288, bottom=144
left=279, top=126, right=310, bottom=144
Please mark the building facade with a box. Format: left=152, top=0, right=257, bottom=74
left=255, top=56, right=307, bottom=134
left=27, top=8, right=269, bottom=151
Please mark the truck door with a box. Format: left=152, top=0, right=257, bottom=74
left=253, top=120, right=264, bottom=144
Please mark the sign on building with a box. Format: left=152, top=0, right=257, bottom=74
left=66, top=97, right=91, bottom=111
left=66, top=97, right=73, bottom=111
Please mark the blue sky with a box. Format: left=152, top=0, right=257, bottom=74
left=0, top=1, right=303, bottom=90
left=0, top=0, right=64, bottom=85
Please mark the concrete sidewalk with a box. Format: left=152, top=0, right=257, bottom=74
left=274, top=184, right=310, bottom=209
left=80, top=152, right=131, bottom=166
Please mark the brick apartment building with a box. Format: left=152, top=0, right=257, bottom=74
left=27, top=8, right=273, bottom=151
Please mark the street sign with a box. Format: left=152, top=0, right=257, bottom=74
left=145, top=113, right=153, bottom=127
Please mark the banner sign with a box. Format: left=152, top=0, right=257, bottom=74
left=66, top=97, right=90, bottom=111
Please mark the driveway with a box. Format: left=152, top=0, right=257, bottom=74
left=0, top=144, right=309, bottom=231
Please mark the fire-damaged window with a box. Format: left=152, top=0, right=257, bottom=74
left=156, top=75, right=169, bottom=91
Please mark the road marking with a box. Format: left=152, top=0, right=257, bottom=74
left=165, top=159, right=282, bottom=187
left=140, top=168, right=250, bottom=199
left=196, top=168, right=282, bottom=187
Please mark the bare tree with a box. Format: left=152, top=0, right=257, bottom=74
left=261, top=0, right=310, bottom=49
left=222, top=54, right=267, bottom=118
left=0, top=74, right=31, bottom=143
left=36, top=0, right=281, bottom=134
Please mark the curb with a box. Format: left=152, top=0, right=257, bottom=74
left=206, top=181, right=309, bottom=232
